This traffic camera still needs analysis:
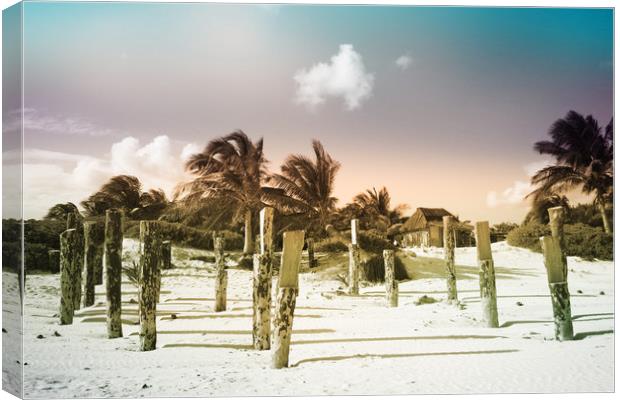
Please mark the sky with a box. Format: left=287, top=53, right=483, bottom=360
left=2, top=3, right=614, bottom=223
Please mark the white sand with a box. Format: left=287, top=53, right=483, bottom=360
left=10, top=239, right=614, bottom=397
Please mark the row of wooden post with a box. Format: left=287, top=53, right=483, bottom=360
left=58, top=210, right=173, bottom=350
left=441, top=207, right=573, bottom=340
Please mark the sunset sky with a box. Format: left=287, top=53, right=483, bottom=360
left=3, top=3, right=613, bottom=223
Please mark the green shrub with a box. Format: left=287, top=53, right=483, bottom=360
left=3, top=219, right=65, bottom=273
left=124, top=221, right=243, bottom=251
left=361, top=253, right=408, bottom=282
left=315, top=237, right=349, bottom=253
left=358, top=230, right=394, bottom=253
left=563, top=223, right=612, bottom=260
left=506, top=223, right=550, bottom=252
left=507, top=222, right=612, bottom=260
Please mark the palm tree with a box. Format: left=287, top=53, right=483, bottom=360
left=178, top=130, right=283, bottom=254
left=523, top=193, right=570, bottom=225
left=81, top=175, right=168, bottom=220
left=528, top=111, right=613, bottom=233
left=269, top=140, right=341, bottom=232
left=353, top=187, right=409, bottom=226
left=44, top=202, right=81, bottom=221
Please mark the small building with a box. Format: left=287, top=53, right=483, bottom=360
left=399, top=207, right=473, bottom=247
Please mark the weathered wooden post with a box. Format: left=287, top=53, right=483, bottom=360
left=67, top=212, right=84, bottom=310
left=104, top=209, right=123, bottom=338
left=161, top=240, right=172, bottom=270
left=59, top=229, right=77, bottom=325
left=475, top=221, right=499, bottom=327
left=253, top=207, right=274, bottom=350
left=348, top=219, right=360, bottom=295
left=271, top=230, right=305, bottom=369
left=139, top=221, right=160, bottom=351
left=214, top=237, right=227, bottom=312
left=540, top=235, right=574, bottom=341
left=383, top=249, right=398, bottom=307
left=83, top=221, right=104, bottom=307
left=48, top=250, right=60, bottom=274
left=547, top=206, right=568, bottom=280
left=95, top=245, right=104, bottom=285
left=307, top=238, right=317, bottom=268
left=443, top=216, right=458, bottom=302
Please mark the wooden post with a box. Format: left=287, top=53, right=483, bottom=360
left=547, top=206, right=568, bottom=281
left=540, top=236, right=574, bottom=341
left=443, top=216, right=458, bottom=302
left=307, top=238, right=317, bottom=268
left=348, top=243, right=360, bottom=295
left=351, top=219, right=359, bottom=245
left=383, top=250, right=398, bottom=307
left=214, top=237, right=227, bottom=312
left=253, top=207, right=274, bottom=350
left=59, top=229, right=77, bottom=325
left=243, top=209, right=253, bottom=255
left=48, top=250, right=60, bottom=274
left=161, top=241, right=172, bottom=270
left=139, top=221, right=160, bottom=351
left=475, top=221, right=499, bottom=328
left=67, top=212, right=84, bottom=310
left=83, top=221, right=103, bottom=307
left=104, top=209, right=123, bottom=339
left=271, top=230, right=305, bottom=369
left=259, top=207, right=275, bottom=255
left=94, top=245, right=104, bottom=285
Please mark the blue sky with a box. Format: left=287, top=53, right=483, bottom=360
left=3, top=3, right=613, bottom=221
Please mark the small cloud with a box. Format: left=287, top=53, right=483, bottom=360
left=395, top=54, right=413, bottom=70
left=294, top=44, right=374, bottom=111
left=486, top=160, right=553, bottom=208
left=181, top=143, right=202, bottom=161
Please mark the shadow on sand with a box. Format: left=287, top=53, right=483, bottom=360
left=290, top=349, right=519, bottom=367
left=129, top=328, right=335, bottom=336
left=291, top=334, right=506, bottom=346
left=573, top=330, right=614, bottom=340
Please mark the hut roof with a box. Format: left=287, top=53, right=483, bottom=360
left=401, top=207, right=456, bottom=232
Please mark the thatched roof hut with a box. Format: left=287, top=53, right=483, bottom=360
left=400, top=207, right=472, bottom=247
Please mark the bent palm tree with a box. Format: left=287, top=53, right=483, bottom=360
left=81, top=175, right=168, bottom=220
left=178, top=130, right=283, bottom=254
left=528, top=111, right=613, bottom=233
left=523, top=193, right=570, bottom=225
left=353, top=186, right=409, bottom=226
left=269, top=140, right=341, bottom=232
left=44, top=202, right=81, bottom=221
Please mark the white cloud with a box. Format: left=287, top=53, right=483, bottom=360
left=5, top=108, right=115, bottom=136
left=294, top=44, right=374, bottom=111
left=181, top=143, right=202, bottom=161
left=20, top=135, right=199, bottom=219
left=395, top=54, right=413, bottom=70
left=486, top=160, right=553, bottom=208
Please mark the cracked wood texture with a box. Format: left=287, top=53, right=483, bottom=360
left=214, top=237, right=227, bottom=312
left=475, top=221, right=499, bottom=328
left=307, top=238, right=317, bottom=268
left=271, top=230, right=304, bottom=369
left=383, top=250, right=398, bottom=307
left=547, top=206, right=568, bottom=281
left=83, top=221, right=104, bottom=308
left=348, top=244, right=360, bottom=295
left=67, top=212, right=84, bottom=310
left=161, top=240, right=172, bottom=270
left=443, top=215, right=458, bottom=302
left=253, top=253, right=272, bottom=350
left=105, top=209, right=123, bottom=339
left=139, top=221, right=161, bottom=351
left=540, top=235, right=574, bottom=341
left=59, top=229, right=77, bottom=325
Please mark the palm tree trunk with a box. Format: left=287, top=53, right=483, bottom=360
left=597, top=201, right=612, bottom=234
left=243, top=209, right=254, bottom=254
